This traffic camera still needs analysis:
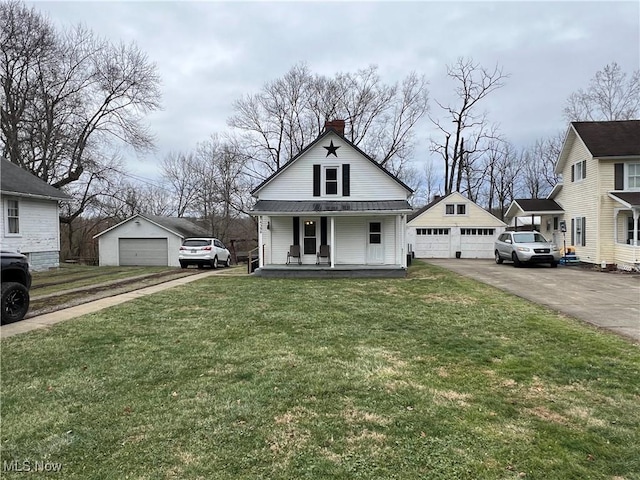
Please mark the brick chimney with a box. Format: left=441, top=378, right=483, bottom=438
left=324, top=119, right=345, bottom=136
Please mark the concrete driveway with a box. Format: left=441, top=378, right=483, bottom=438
left=425, top=259, right=640, bottom=343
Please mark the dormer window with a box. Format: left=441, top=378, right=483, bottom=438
left=325, top=167, right=338, bottom=195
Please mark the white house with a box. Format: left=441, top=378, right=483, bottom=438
left=94, top=214, right=210, bottom=267
left=250, top=120, right=413, bottom=277
left=407, top=192, right=507, bottom=259
left=1, top=159, right=71, bottom=270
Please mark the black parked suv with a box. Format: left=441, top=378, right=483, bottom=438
left=1, top=251, right=32, bottom=324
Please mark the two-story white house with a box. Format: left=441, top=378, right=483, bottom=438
left=250, top=120, right=413, bottom=277
left=1, top=158, right=71, bottom=270
left=510, top=121, right=639, bottom=270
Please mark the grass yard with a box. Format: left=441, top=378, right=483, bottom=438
left=1, top=261, right=638, bottom=479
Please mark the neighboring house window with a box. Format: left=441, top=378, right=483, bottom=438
left=6, top=199, right=19, bottom=234
left=416, top=228, right=428, bottom=235
left=325, top=167, right=338, bottom=195
left=445, top=204, right=455, bottom=215
left=628, top=216, right=640, bottom=244
left=553, top=216, right=559, bottom=230
left=461, top=228, right=495, bottom=235
left=628, top=163, right=640, bottom=189
left=572, top=216, right=586, bottom=247
left=457, top=204, right=466, bottom=215
left=572, top=160, right=586, bottom=182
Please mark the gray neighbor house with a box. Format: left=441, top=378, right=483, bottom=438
left=1, top=159, right=71, bottom=270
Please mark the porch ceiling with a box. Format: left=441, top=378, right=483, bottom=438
left=251, top=200, right=412, bottom=215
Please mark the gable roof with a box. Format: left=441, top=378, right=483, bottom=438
left=572, top=120, right=640, bottom=157
left=251, top=129, right=414, bottom=196
left=93, top=214, right=210, bottom=239
left=1, top=158, right=71, bottom=201
left=505, top=198, right=564, bottom=219
left=407, top=191, right=506, bottom=226
left=556, top=120, right=640, bottom=174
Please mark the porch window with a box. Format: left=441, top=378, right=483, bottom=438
left=627, top=216, right=640, bottom=244
left=628, top=163, right=640, bottom=189
left=369, top=222, right=382, bottom=244
left=325, top=167, right=338, bottom=195
left=6, top=199, right=19, bottom=234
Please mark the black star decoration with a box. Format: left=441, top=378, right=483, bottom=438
left=323, top=140, right=340, bottom=157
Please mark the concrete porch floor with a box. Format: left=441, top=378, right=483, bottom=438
left=253, top=264, right=407, bottom=278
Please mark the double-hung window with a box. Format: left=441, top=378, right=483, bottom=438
left=6, top=199, right=19, bottom=235
left=572, top=160, right=586, bottom=182
left=628, top=163, right=640, bottom=189
left=325, top=167, right=338, bottom=195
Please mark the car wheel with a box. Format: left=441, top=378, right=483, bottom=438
left=1, top=282, right=30, bottom=324
left=550, top=261, right=558, bottom=268
left=180, top=261, right=187, bottom=269
left=495, top=251, right=503, bottom=264
left=197, top=263, right=204, bottom=269
left=212, top=256, right=218, bottom=269
left=224, top=257, right=230, bottom=268
left=511, top=252, right=521, bottom=267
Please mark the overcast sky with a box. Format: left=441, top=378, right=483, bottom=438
left=30, top=1, right=640, bottom=182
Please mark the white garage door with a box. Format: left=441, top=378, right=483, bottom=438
left=459, top=229, right=499, bottom=259
left=414, top=229, right=451, bottom=258
left=119, top=238, right=168, bottom=266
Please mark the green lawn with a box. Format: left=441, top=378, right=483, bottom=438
left=1, top=261, right=638, bottom=479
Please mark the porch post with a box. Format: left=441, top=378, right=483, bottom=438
left=634, top=210, right=639, bottom=246
left=613, top=210, right=618, bottom=244
left=330, top=216, right=335, bottom=268
left=258, top=215, right=264, bottom=268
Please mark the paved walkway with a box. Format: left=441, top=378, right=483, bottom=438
left=426, top=259, right=640, bottom=343
left=0, top=269, right=222, bottom=339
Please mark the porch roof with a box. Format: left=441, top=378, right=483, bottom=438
left=609, top=192, right=640, bottom=208
left=251, top=200, right=412, bottom=215
left=505, top=198, right=564, bottom=218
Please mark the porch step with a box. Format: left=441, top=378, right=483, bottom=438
left=253, top=267, right=407, bottom=278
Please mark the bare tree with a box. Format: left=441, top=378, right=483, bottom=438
left=1, top=1, right=161, bottom=220
left=480, top=140, right=521, bottom=220
left=228, top=63, right=429, bottom=179
left=563, top=62, right=640, bottom=121
left=429, top=57, right=508, bottom=195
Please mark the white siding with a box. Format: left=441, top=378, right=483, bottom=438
left=1, top=195, right=61, bottom=270
left=257, top=132, right=409, bottom=201
left=98, top=217, right=184, bottom=267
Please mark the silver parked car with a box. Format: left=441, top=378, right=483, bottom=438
left=179, top=238, right=231, bottom=269
left=494, top=231, right=561, bottom=268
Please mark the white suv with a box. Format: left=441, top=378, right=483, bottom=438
left=179, top=238, right=231, bottom=269
left=494, top=231, right=561, bottom=268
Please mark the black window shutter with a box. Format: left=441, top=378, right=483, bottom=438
left=292, top=217, right=300, bottom=246
left=313, top=165, right=321, bottom=197
left=582, top=217, right=586, bottom=246
left=571, top=164, right=575, bottom=182
left=583, top=160, right=586, bottom=179
left=614, top=163, right=624, bottom=190
left=320, top=217, right=327, bottom=245
left=571, top=218, right=575, bottom=245
left=342, top=164, right=350, bottom=197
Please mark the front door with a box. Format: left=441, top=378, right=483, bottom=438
left=302, top=219, right=318, bottom=263
left=367, top=221, right=384, bottom=264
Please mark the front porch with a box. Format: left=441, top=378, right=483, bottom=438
left=253, top=264, right=407, bottom=278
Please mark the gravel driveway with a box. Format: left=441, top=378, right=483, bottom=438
left=425, top=258, right=640, bottom=343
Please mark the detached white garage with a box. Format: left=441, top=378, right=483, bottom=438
left=407, top=192, right=506, bottom=259
left=94, top=214, right=209, bottom=267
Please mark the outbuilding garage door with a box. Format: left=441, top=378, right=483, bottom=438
left=459, top=229, right=499, bottom=259
left=119, top=238, right=168, bottom=266
left=413, top=229, right=451, bottom=258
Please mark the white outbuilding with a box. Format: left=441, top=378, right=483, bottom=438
left=407, top=192, right=507, bottom=259
left=93, top=214, right=210, bottom=266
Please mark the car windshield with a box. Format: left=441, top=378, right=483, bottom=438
left=513, top=233, right=547, bottom=243
left=183, top=239, right=211, bottom=247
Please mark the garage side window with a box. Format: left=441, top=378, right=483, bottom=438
left=461, top=228, right=495, bottom=235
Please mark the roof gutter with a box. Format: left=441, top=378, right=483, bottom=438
left=1, top=189, right=71, bottom=202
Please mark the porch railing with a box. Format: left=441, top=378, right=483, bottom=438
left=247, top=247, right=259, bottom=274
